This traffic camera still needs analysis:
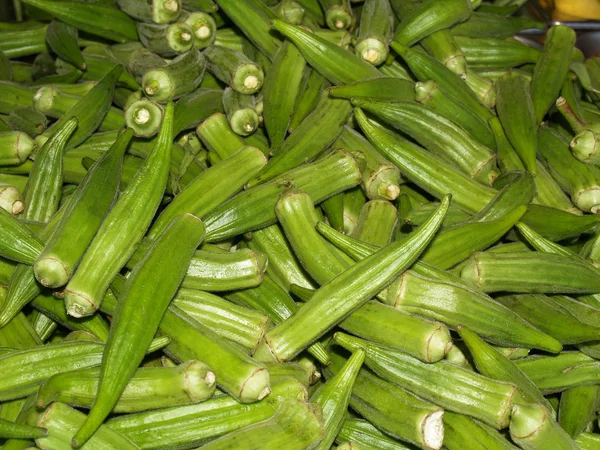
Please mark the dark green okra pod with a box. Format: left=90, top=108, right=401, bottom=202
left=203, top=45, right=264, bottom=95
left=136, top=22, right=194, bottom=57
left=355, top=0, right=393, bottom=66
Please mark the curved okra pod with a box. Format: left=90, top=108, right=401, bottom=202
left=355, top=0, right=393, bottom=66
left=261, top=195, right=449, bottom=361
left=262, top=40, right=307, bottom=151
left=270, top=19, right=382, bottom=85
left=137, top=22, right=194, bottom=57
left=204, top=45, right=264, bottom=95
left=116, top=0, right=182, bottom=24
left=325, top=349, right=445, bottom=450
left=18, top=0, right=138, bottom=43
left=71, top=214, right=207, bottom=447
left=36, top=361, right=216, bottom=413
left=510, top=403, right=580, bottom=450
left=45, top=20, right=85, bottom=71
left=558, top=386, right=600, bottom=438
left=310, top=349, right=365, bottom=450
left=0, top=208, right=43, bottom=264
left=335, top=332, right=520, bottom=429
left=531, top=25, right=576, bottom=124
left=495, top=71, right=537, bottom=173
left=354, top=99, right=498, bottom=185
left=249, top=94, right=352, bottom=186
left=64, top=103, right=174, bottom=318
left=0, top=417, right=47, bottom=440
left=0, top=131, right=36, bottom=166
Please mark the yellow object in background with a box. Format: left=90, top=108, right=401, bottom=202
left=539, top=0, right=600, bottom=21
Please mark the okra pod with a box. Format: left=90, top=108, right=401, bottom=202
left=127, top=47, right=166, bottom=84
left=510, top=403, right=579, bottom=450
left=456, top=36, right=540, bottom=70
left=173, top=88, right=223, bottom=135
left=0, top=131, right=36, bottom=166
left=117, top=0, right=182, bottom=24
left=0, top=184, right=24, bottom=215
left=328, top=76, right=414, bottom=102
left=519, top=204, right=598, bottom=242
left=559, top=385, right=600, bottom=438
left=272, top=0, right=305, bottom=25
left=288, top=67, right=328, bottom=132
left=355, top=0, right=393, bottom=66
left=222, top=87, right=258, bottom=136
left=204, top=45, right=264, bottom=94
left=336, top=418, right=414, bottom=450
left=6, top=106, right=47, bottom=137
left=451, top=11, right=544, bottom=39
left=0, top=82, right=35, bottom=116
left=136, top=22, right=194, bottom=57
left=0, top=26, right=48, bottom=59
left=351, top=200, right=397, bottom=246
left=442, top=412, right=518, bottom=450
left=0, top=417, right=46, bottom=440
left=45, top=20, right=85, bottom=71
left=124, top=98, right=162, bottom=137
left=0, top=208, right=43, bottom=264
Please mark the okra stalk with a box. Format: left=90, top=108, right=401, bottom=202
left=355, top=0, right=393, bottom=66
left=116, top=0, right=182, bottom=24
left=124, top=98, right=163, bottom=137
left=222, top=87, right=259, bottom=136
left=0, top=132, right=36, bottom=166
left=204, top=45, right=264, bottom=94
left=136, top=22, right=194, bottom=57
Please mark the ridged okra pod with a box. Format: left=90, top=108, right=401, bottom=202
left=355, top=109, right=495, bottom=212
left=352, top=200, right=398, bottom=246
left=173, top=88, right=223, bottom=135
left=328, top=76, right=415, bottom=102
left=355, top=0, right=393, bottom=66
left=116, top=0, right=182, bottom=24
left=143, top=48, right=206, bottom=103
left=325, top=349, right=445, bottom=450
left=0, top=416, right=47, bottom=440
left=510, top=403, right=579, bottom=450
left=71, top=213, right=207, bottom=447
left=33, top=129, right=131, bottom=289
left=0, top=208, right=43, bottom=264
left=336, top=418, right=414, bottom=449
left=7, top=106, right=48, bottom=137
left=106, top=379, right=305, bottom=449
left=460, top=251, right=600, bottom=294
left=310, top=349, right=365, bottom=449
left=415, top=80, right=495, bottom=150
left=288, top=67, right=328, bottom=132
left=531, top=25, right=576, bottom=124
left=262, top=40, right=306, bottom=150
left=249, top=94, right=352, bottom=186
left=64, top=103, right=174, bottom=318
left=0, top=25, right=48, bottom=59
left=202, top=148, right=362, bottom=242
left=45, top=20, right=85, bottom=71
left=0, top=131, right=36, bottom=166
left=336, top=332, right=520, bottom=429
left=204, top=45, right=264, bottom=95
left=455, top=36, right=540, bottom=70
left=354, top=99, right=498, bottom=185
left=261, top=195, right=449, bottom=361
left=181, top=11, right=216, bottom=49
left=559, top=386, right=600, bottom=438
left=137, top=22, right=193, bottom=56
left=222, top=87, right=259, bottom=136
left=0, top=82, right=35, bottom=116
left=36, top=361, right=215, bottom=413
left=270, top=19, right=381, bottom=85
left=450, top=11, right=544, bottom=39
left=442, top=412, right=518, bottom=450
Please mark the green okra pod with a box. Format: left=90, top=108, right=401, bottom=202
left=261, top=195, right=449, bottom=361
left=222, top=87, right=259, bottom=136
left=0, top=131, right=36, bottom=166
left=559, top=385, right=600, bottom=438
left=343, top=187, right=368, bottom=236
left=0, top=82, right=35, bottom=116
left=336, top=332, right=520, bottom=429
left=0, top=303, right=42, bottom=349
left=36, top=361, right=215, bottom=413
left=531, top=25, right=576, bottom=124
left=181, top=11, right=217, bottom=49
left=355, top=0, right=393, bottom=66
left=310, top=349, right=365, bottom=450
left=264, top=362, right=312, bottom=387
left=325, top=349, right=445, bottom=450
left=22, top=117, right=78, bottom=223
left=172, top=88, right=223, bottom=136
left=45, top=20, right=85, bottom=71
left=19, top=0, right=138, bottom=43
left=460, top=251, right=600, bottom=294
left=0, top=208, right=43, bottom=264
left=127, top=47, right=166, bottom=84
left=336, top=418, right=414, bottom=449
left=288, top=67, right=328, bottom=132
left=116, top=0, right=182, bottom=24
left=451, top=11, right=544, bottom=39
left=319, top=0, right=352, bottom=30
left=351, top=200, right=398, bottom=246
left=0, top=26, right=48, bottom=60
left=143, top=49, right=206, bottom=103
left=124, top=98, right=163, bottom=138
left=30, top=310, right=57, bottom=342
left=182, top=0, right=217, bottom=12
left=137, top=22, right=193, bottom=57
left=392, top=0, right=471, bottom=47
left=510, top=403, right=579, bottom=450
left=328, top=76, right=414, bottom=102
left=270, top=19, right=382, bottom=85
left=71, top=213, right=207, bottom=447
left=271, top=0, right=305, bottom=25
left=195, top=112, right=246, bottom=160
left=518, top=204, right=598, bottom=242
left=107, top=379, right=304, bottom=449
left=0, top=417, right=47, bottom=440
left=203, top=148, right=362, bottom=242
left=470, top=171, right=534, bottom=222
left=415, top=80, right=495, bottom=150
left=203, top=45, right=264, bottom=95
left=442, top=412, right=518, bottom=450
left=262, top=40, right=307, bottom=150
left=7, top=107, right=48, bottom=137
left=577, top=433, right=600, bottom=449
left=64, top=103, right=173, bottom=317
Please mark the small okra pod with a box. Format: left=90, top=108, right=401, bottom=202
left=71, top=214, right=207, bottom=447
left=461, top=251, right=600, bottom=294
left=63, top=103, right=174, bottom=318
left=249, top=94, right=352, bottom=186
left=143, top=48, right=206, bottom=103
left=519, top=205, right=598, bottom=242
left=36, top=361, right=215, bottom=413
left=335, top=126, right=401, bottom=201
left=204, top=45, right=264, bottom=95
left=0, top=132, right=36, bottom=166
left=262, top=40, right=307, bottom=151
left=116, top=0, right=182, bottom=24
left=495, top=71, right=537, bottom=173
left=337, top=418, right=413, bottom=449
left=173, top=88, right=223, bottom=136
left=0, top=183, right=24, bottom=215
left=196, top=112, right=246, bottom=160
left=457, top=326, right=553, bottom=414
left=336, top=332, right=520, bottom=429
left=261, top=195, right=449, bottom=361
left=288, top=67, right=328, bottom=132
left=136, top=22, right=193, bottom=57
left=222, top=87, right=259, bottom=136
left=451, top=11, right=545, bottom=39
left=510, top=403, right=580, bottom=450
left=124, top=98, right=163, bottom=137
left=0, top=208, right=43, bottom=264
left=355, top=0, right=393, bottom=66
left=328, top=77, right=414, bottom=102
left=415, top=80, right=495, bottom=150
left=442, top=412, right=518, bottom=450
left=325, top=349, right=445, bottom=450
left=392, top=0, right=471, bottom=48
left=531, top=25, right=576, bottom=124
left=559, top=386, right=600, bottom=438
left=0, top=418, right=47, bottom=440
left=45, top=20, right=85, bottom=71
left=107, top=379, right=304, bottom=449
left=351, top=200, right=398, bottom=246
left=310, top=349, right=365, bottom=450
left=354, top=99, right=499, bottom=185
left=270, top=19, right=381, bottom=85
left=272, top=0, right=306, bottom=25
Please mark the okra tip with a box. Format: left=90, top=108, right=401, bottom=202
left=237, top=366, right=271, bottom=403
left=34, top=255, right=69, bottom=289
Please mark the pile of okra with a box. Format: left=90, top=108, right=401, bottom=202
left=3, top=0, right=600, bottom=448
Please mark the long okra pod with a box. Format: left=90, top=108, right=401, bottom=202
left=64, top=103, right=174, bottom=317
left=328, top=77, right=415, bottom=102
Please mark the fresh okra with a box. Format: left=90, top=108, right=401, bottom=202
left=136, top=21, right=194, bottom=57
left=117, top=0, right=182, bottom=24
left=355, top=0, right=393, bottom=66
left=204, top=45, right=264, bottom=95
left=0, top=132, right=36, bottom=166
